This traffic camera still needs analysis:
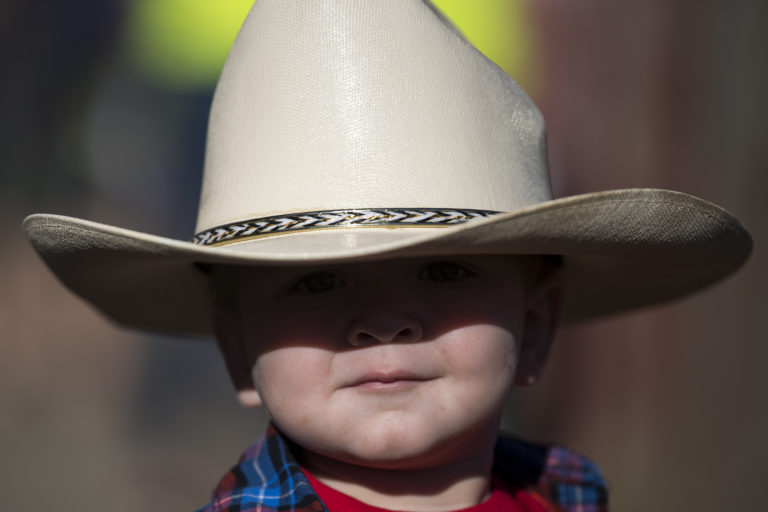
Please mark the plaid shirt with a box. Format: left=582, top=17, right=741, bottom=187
left=198, top=426, right=608, bottom=512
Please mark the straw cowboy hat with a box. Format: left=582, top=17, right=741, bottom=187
left=24, top=0, right=751, bottom=337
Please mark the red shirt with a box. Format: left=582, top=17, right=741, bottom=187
left=302, top=469, right=550, bottom=512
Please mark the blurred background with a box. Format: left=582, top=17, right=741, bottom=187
left=1, top=0, right=765, bottom=510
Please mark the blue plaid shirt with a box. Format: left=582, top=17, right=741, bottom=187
left=197, top=426, right=608, bottom=512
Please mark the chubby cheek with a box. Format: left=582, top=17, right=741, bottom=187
left=251, top=347, right=335, bottom=436
left=254, top=348, right=320, bottom=400
left=243, top=315, right=341, bottom=410
left=431, top=288, right=525, bottom=383
left=440, top=324, right=519, bottom=406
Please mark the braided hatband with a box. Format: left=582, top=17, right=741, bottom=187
left=192, top=208, right=501, bottom=247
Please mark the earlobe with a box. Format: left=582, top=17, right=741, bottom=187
left=211, top=302, right=261, bottom=406
left=515, top=264, right=561, bottom=387
left=237, top=388, right=263, bottom=408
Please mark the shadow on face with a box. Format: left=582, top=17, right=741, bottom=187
left=203, top=254, right=561, bottom=399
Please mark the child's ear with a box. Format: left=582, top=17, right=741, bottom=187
left=515, top=260, right=561, bottom=387
left=211, top=302, right=263, bottom=408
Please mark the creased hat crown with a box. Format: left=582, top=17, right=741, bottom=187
left=197, top=0, right=551, bottom=234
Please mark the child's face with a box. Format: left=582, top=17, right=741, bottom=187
left=212, top=255, right=556, bottom=471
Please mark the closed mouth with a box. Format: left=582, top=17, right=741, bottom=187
left=343, top=371, right=433, bottom=390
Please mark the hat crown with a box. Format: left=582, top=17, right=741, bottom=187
left=196, top=0, right=552, bottom=233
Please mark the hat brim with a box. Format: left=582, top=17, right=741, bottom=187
left=24, top=188, right=751, bottom=337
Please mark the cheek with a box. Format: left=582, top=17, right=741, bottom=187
left=433, top=293, right=525, bottom=378
left=441, top=324, right=520, bottom=395
left=251, top=347, right=333, bottom=416
left=251, top=347, right=347, bottom=454
left=254, top=348, right=313, bottom=396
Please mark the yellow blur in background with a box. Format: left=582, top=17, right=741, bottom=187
left=126, top=0, right=535, bottom=90
left=431, top=0, right=535, bottom=86
left=126, top=0, right=254, bottom=90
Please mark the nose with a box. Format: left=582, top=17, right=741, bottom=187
left=347, top=314, right=423, bottom=346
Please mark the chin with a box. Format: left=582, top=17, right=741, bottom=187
left=333, top=425, right=473, bottom=471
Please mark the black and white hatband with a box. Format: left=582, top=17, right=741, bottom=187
left=192, top=208, right=501, bottom=247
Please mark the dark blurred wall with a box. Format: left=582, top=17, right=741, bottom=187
left=0, top=0, right=123, bottom=204
left=509, top=1, right=767, bottom=511
left=1, top=1, right=266, bottom=510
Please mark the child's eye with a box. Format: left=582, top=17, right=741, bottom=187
left=418, top=261, right=471, bottom=282
left=292, top=272, right=345, bottom=293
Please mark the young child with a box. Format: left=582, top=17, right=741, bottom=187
left=24, top=1, right=751, bottom=510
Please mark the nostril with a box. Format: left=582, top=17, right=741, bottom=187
left=353, top=332, right=377, bottom=345
left=395, top=328, right=414, bottom=340
left=393, top=323, right=423, bottom=343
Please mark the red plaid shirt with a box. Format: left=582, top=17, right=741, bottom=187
left=197, top=426, right=608, bottom=512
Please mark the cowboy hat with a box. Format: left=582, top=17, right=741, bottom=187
left=24, top=0, right=751, bottom=336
